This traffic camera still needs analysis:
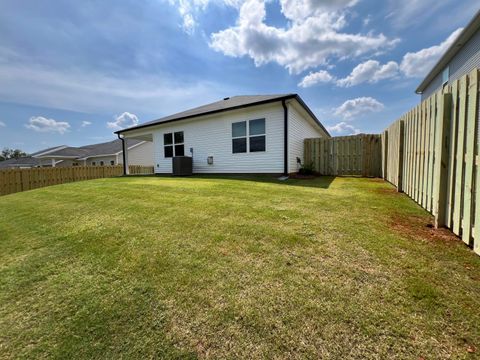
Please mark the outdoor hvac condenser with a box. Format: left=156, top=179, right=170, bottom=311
left=172, top=156, right=193, bottom=176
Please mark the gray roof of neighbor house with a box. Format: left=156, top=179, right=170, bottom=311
left=115, top=94, right=330, bottom=136
left=416, top=9, right=480, bottom=94
left=0, top=156, right=43, bottom=168
left=33, top=139, right=145, bottom=159
left=30, top=145, right=67, bottom=157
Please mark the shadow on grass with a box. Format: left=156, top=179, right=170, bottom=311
left=125, top=173, right=337, bottom=189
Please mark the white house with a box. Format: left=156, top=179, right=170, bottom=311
left=32, top=139, right=154, bottom=167
left=416, top=10, right=480, bottom=100
left=0, top=139, right=154, bottom=169
left=115, top=94, right=330, bottom=175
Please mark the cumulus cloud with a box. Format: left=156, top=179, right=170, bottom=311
left=337, top=60, right=399, bottom=87
left=333, top=97, right=384, bottom=120
left=210, top=0, right=397, bottom=74
left=0, top=120, right=5, bottom=127
left=81, top=121, right=92, bottom=127
left=399, top=27, right=462, bottom=78
left=327, top=121, right=360, bottom=135
left=107, top=112, right=139, bottom=130
left=298, top=70, right=335, bottom=87
left=298, top=27, right=463, bottom=88
left=25, top=116, right=71, bottom=134
left=168, top=0, right=243, bottom=34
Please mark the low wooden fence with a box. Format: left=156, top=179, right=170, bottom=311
left=383, top=68, right=479, bottom=255
left=0, top=165, right=154, bottom=196
left=304, top=134, right=382, bottom=177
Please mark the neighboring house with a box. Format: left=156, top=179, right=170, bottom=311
left=33, top=139, right=154, bottom=167
left=115, top=94, right=330, bottom=175
left=0, top=139, right=154, bottom=169
left=416, top=10, right=480, bottom=100
left=0, top=156, right=44, bottom=169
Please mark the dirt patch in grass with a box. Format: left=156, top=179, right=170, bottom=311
left=389, top=214, right=460, bottom=245
left=372, top=187, right=400, bottom=195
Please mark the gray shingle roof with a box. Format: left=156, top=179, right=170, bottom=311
left=115, top=94, right=297, bottom=133
left=0, top=156, right=43, bottom=168
left=30, top=145, right=67, bottom=157
left=33, top=139, right=144, bottom=159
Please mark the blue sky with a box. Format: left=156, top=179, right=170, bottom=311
left=0, top=0, right=478, bottom=153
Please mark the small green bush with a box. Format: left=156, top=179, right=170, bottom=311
left=298, top=162, right=315, bottom=175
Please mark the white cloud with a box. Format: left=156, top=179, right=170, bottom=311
left=25, top=116, right=71, bottom=134
left=81, top=121, right=92, bottom=127
left=0, top=121, right=5, bottom=127
left=298, top=70, right=335, bottom=87
left=400, top=27, right=463, bottom=78
left=337, top=60, right=399, bottom=87
left=333, top=97, right=384, bottom=120
left=327, top=121, right=360, bottom=135
left=107, top=112, right=139, bottom=130
left=301, top=26, right=463, bottom=88
left=210, top=0, right=398, bottom=74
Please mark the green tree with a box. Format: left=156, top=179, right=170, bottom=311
left=0, top=148, right=27, bottom=161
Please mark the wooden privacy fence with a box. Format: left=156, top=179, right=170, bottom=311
left=383, top=68, right=480, bottom=255
left=304, top=134, right=382, bottom=177
left=0, top=165, right=154, bottom=196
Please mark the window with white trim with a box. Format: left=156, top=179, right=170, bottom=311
left=164, top=131, right=184, bottom=158
left=232, top=119, right=266, bottom=153
left=110, top=160, right=115, bottom=165
left=442, top=66, right=450, bottom=86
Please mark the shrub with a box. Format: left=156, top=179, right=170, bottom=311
left=298, top=162, right=315, bottom=175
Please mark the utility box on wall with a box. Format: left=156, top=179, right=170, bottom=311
left=172, top=156, right=193, bottom=176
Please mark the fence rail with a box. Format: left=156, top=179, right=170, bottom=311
left=383, top=68, right=480, bottom=256
left=0, top=165, right=154, bottom=196
left=304, top=134, right=382, bottom=177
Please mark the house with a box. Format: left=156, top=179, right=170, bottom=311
left=0, top=139, right=154, bottom=169
left=32, top=139, right=154, bottom=167
left=0, top=156, right=44, bottom=169
left=416, top=10, right=480, bottom=100
left=115, top=94, right=330, bottom=175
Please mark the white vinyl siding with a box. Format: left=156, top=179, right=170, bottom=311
left=87, top=156, right=117, bottom=166
left=149, top=103, right=285, bottom=174
left=421, top=29, right=480, bottom=100
left=288, top=103, right=326, bottom=173
left=125, top=141, right=154, bottom=166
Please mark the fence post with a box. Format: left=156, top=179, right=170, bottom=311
left=382, top=131, right=388, bottom=179
left=432, top=93, right=452, bottom=228
left=397, top=121, right=405, bottom=192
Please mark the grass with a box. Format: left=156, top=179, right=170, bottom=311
left=0, top=175, right=479, bottom=359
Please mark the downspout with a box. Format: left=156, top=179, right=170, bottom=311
left=117, top=133, right=127, bottom=176
left=282, top=100, right=288, bottom=176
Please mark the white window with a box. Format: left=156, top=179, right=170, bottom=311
left=232, top=118, right=266, bottom=154
left=442, top=66, right=449, bottom=86
left=164, top=131, right=184, bottom=158
left=110, top=160, right=115, bottom=166
left=100, top=161, right=104, bottom=166
left=92, top=161, right=96, bottom=166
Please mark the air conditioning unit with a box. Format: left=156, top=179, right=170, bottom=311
left=172, top=156, right=193, bottom=176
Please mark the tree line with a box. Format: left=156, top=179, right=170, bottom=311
left=0, top=148, right=28, bottom=162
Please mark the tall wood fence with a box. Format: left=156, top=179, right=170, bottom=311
left=0, top=165, right=154, bottom=196
left=383, top=69, right=479, bottom=255
left=304, top=134, right=382, bottom=177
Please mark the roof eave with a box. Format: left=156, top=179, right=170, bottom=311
left=114, top=95, right=298, bottom=135
left=415, top=9, right=480, bottom=94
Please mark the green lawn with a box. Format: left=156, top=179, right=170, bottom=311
left=0, top=176, right=479, bottom=359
